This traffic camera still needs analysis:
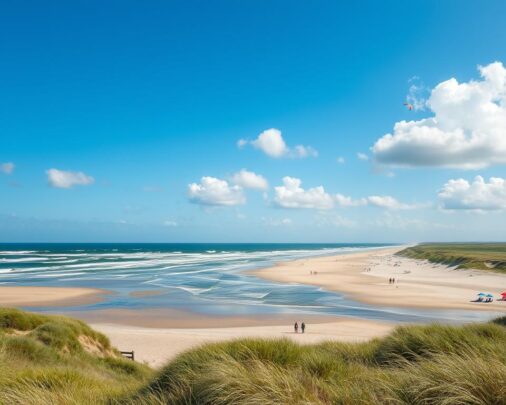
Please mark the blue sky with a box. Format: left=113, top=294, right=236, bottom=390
left=2, top=0, right=506, bottom=242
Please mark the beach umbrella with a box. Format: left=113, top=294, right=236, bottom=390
left=486, top=294, right=494, bottom=298
left=477, top=293, right=486, bottom=296
left=501, top=292, right=506, bottom=296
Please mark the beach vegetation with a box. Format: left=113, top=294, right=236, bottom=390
left=398, top=243, right=506, bottom=273
left=1, top=308, right=506, bottom=404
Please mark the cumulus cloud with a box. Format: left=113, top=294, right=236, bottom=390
left=46, top=168, right=94, bottom=189
left=240, top=128, right=317, bottom=159
left=1, top=162, right=14, bottom=174
left=357, top=152, right=369, bottom=161
left=367, top=196, right=422, bottom=210
left=188, top=176, right=245, bottom=206
left=438, top=176, right=506, bottom=211
left=230, top=169, right=268, bottom=190
left=373, top=62, right=506, bottom=169
left=274, top=177, right=334, bottom=209
left=273, top=177, right=419, bottom=211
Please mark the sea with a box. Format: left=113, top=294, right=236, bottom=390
left=0, top=243, right=496, bottom=324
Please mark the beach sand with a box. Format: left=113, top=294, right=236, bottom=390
left=253, top=246, right=506, bottom=312
left=0, top=286, right=109, bottom=307
left=93, top=318, right=392, bottom=368
left=4, top=246, right=506, bottom=368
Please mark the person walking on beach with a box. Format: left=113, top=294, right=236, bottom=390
left=301, top=322, right=305, bottom=334
left=294, top=321, right=299, bottom=333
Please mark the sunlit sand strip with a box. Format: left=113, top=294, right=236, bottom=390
left=93, top=318, right=393, bottom=368
left=252, top=246, right=506, bottom=312
left=0, top=286, right=110, bottom=307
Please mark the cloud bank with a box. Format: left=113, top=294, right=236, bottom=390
left=274, top=177, right=417, bottom=211
left=373, top=62, right=506, bottom=169
left=439, top=176, right=506, bottom=211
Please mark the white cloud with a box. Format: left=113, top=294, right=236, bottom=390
left=438, top=176, right=506, bottom=211
left=357, top=152, right=369, bottom=161
left=240, top=128, right=317, bottom=159
left=252, top=128, right=288, bottom=157
left=335, top=194, right=367, bottom=207
left=274, top=177, right=334, bottom=209
left=367, top=195, right=421, bottom=210
left=273, top=177, right=420, bottom=211
left=188, top=176, right=245, bottom=206
left=336, top=157, right=345, bottom=164
left=292, top=145, right=318, bottom=158
left=230, top=169, right=268, bottom=190
left=46, top=168, right=94, bottom=189
left=373, top=62, right=506, bottom=169
left=1, top=162, right=14, bottom=174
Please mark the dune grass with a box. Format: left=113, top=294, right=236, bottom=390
left=0, top=308, right=153, bottom=404
left=398, top=243, right=506, bottom=273
left=1, top=308, right=505, bottom=404
left=128, top=319, right=506, bottom=405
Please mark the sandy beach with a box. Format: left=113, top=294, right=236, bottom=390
left=253, top=246, right=506, bottom=312
left=93, top=318, right=393, bottom=368
left=3, top=246, right=506, bottom=367
left=0, top=286, right=109, bottom=307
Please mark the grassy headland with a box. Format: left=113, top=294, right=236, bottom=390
left=1, top=308, right=505, bottom=404
left=398, top=243, right=506, bottom=273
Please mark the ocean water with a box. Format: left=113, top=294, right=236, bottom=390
left=0, top=243, right=495, bottom=323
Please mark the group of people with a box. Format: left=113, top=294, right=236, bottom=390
left=294, top=321, right=306, bottom=333
left=388, top=277, right=396, bottom=284
left=309, top=270, right=318, bottom=275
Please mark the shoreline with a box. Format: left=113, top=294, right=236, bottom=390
left=2, top=245, right=506, bottom=367
left=252, top=246, right=506, bottom=312
left=0, top=286, right=109, bottom=307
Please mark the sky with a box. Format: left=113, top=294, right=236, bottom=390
left=2, top=0, right=506, bottom=243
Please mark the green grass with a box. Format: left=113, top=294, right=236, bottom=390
left=127, top=320, right=506, bottom=404
left=1, top=308, right=506, bottom=404
left=0, top=308, right=153, bottom=404
left=398, top=243, right=506, bottom=273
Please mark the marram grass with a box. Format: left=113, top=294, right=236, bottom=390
left=1, top=308, right=505, bottom=404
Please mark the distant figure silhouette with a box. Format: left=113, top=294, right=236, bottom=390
left=301, top=322, right=305, bottom=334
left=294, top=322, right=299, bottom=333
